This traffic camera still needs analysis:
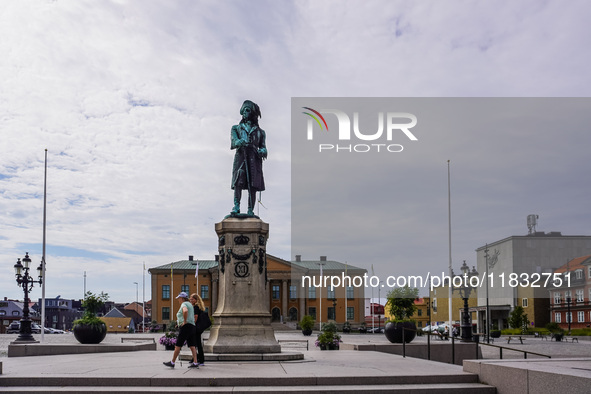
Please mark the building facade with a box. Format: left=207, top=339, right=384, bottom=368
left=475, top=231, right=591, bottom=331
left=149, top=255, right=367, bottom=330
left=549, top=255, right=591, bottom=331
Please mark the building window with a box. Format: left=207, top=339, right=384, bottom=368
left=576, top=289, right=584, bottom=303
left=578, top=311, right=585, bottom=322
left=327, top=285, right=335, bottom=300
left=290, top=285, right=297, bottom=300
left=181, top=285, right=189, bottom=294
left=522, top=298, right=528, bottom=307
left=309, top=307, right=316, bottom=320
left=565, top=290, right=572, bottom=301
left=566, top=312, right=572, bottom=323
left=555, top=312, right=561, bottom=323
left=0, top=310, right=5, bottom=316
left=162, top=307, right=170, bottom=321
left=201, top=285, right=209, bottom=300
left=162, top=285, right=170, bottom=300
left=417, top=309, right=422, bottom=316
left=588, top=266, right=591, bottom=280
left=432, top=298, right=437, bottom=313
left=346, top=286, right=354, bottom=299
left=12, top=311, right=19, bottom=316
left=327, top=307, right=335, bottom=320
left=554, top=292, right=561, bottom=305
left=308, top=286, right=316, bottom=299
left=347, top=306, right=354, bottom=320
left=272, top=285, right=280, bottom=300
left=575, top=269, right=583, bottom=280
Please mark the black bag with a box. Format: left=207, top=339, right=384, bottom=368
left=196, top=310, right=211, bottom=334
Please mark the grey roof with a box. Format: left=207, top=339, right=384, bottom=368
left=149, top=259, right=219, bottom=271
left=149, top=256, right=366, bottom=273
left=291, top=260, right=366, bottom=272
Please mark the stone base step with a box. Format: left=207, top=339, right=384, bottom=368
left=0, top=383, right=495, bottom=393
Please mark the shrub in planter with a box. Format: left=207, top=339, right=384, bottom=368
left=359, top=322, right=367, bottom=334
left=73, top=291, right=109, bottom=344
left=159, top=331, right=178, bottom=350
left=300, top=315, right=314, bottom=336
left=315, top=326, right=342, bottom=350
left=342, top=321, right=351, bottom=333
left=384, top=320, right=417, bottom=343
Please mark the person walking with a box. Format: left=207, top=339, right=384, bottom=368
left=163, top=292, right=199, bottom=369
left=190, top=293, right=207, bottom=366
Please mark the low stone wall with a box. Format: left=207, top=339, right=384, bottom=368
left=340, top=341, right=482, bottom=365
left=8, top=341, right=156, bottom=357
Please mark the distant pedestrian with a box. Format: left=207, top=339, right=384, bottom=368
left=190, top=293, right=207, bottom=366
left=163, top=292, right=199, bottom=369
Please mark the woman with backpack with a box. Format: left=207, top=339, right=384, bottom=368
left=190, top=293, right=209, bottom=366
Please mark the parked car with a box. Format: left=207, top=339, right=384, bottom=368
left=7, top=322, right=20, bottom=333
left=6, top=322, right=42, bottom=334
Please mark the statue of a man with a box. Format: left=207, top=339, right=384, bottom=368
left=231, top=100, right=267, bottom=216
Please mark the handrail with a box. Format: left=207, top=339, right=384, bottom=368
left=477, top=340, right=551, bottom=359
left=400, top=327, right=551, bottom=363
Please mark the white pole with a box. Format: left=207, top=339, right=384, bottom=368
left=142, top=262, right=145, bottom=332
left=41, top=149, right=48, bottom=342
left=317, top=262, right=324, bottom=329
left=448, top=160, right=453, bottom=327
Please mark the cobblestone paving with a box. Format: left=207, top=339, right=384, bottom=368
left=2, top=331, right=591, bottom=360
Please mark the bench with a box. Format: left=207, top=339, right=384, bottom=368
left=278, top=339, right=309, bottom=351
left=564, top=337, right=579, bottom=343
left=506, top=336, right=525, bottom=344
left=120, top=337, right=156, bottom=344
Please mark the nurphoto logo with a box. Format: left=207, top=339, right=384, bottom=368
left=302, top=107, right=418, bottom=153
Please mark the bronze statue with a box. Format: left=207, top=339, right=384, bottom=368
left=230, top=100, right=267, bottom=216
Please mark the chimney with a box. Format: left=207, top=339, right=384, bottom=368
left=295, top=255, right=301, bottom=262
left=189, top=255, right=193, bottom=261
left=320, top=256, right=327, bottom=261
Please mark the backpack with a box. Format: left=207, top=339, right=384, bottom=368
left=196, top=309, right=212, bottom=334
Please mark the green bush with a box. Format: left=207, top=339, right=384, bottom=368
left=501, top=328, right=522, bottom=335
left=322, top=321, right=337, bottom=333
left=570, top=328, right=591, bottom=336
left=300, top=315, right=314, bottom=331
left=546, top=322, right=564, bottom=334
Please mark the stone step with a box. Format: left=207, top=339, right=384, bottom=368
left=0, top=383, right=496, bottom=393
left=0, top=373, right=481, bottom=387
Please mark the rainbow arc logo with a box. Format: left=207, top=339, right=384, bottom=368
left=302, top=107, right=328, bottom=132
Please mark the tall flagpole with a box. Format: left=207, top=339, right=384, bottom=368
left=41, top=149, right=48, bottom=342
left=447, top=160, right=453, bottom=327
left=142, top=262, right=145, bottom=332
left=171, top=263, right=174, bottom=327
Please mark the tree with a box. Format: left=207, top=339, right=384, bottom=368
left=386, top=286, right=419, bottom=321
left=509, top=306, right=530, bottom=333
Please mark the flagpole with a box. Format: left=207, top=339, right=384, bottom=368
left=171, top=263, right=174, bottom=327
left=142, top=262, right=145, bottom=332
left=41, top=149, right=48, bottom=342
left=195, top=258, right=199, bottom=299
left=448, top=160, right=453, bottom=328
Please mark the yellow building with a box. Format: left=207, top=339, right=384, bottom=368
left=383, top=297, right=431, bottom=328
left=429, top=284, right=477, bottom=328
left=149, top=255, right=367, bottom=330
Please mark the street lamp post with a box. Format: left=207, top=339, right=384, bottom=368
left=13, top=252, right=43, bottom=342
left=133, top=282, right=139, bottom=332
left=567, top=296, right=572, bottom=333
left=454, top=260, right=478, bottom=342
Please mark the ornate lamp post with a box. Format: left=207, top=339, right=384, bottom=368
left=454, top=260, right=478, bottom=342
left=13, top=252, right=43, bottom=342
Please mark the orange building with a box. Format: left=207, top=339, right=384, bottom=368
left=149, top=255, right=367, bottom=330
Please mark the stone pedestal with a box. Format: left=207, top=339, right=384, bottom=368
left=204, top=217, right=281, bottom=353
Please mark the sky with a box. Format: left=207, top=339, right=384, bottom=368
left=1, top=0, right=590, bottom=303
